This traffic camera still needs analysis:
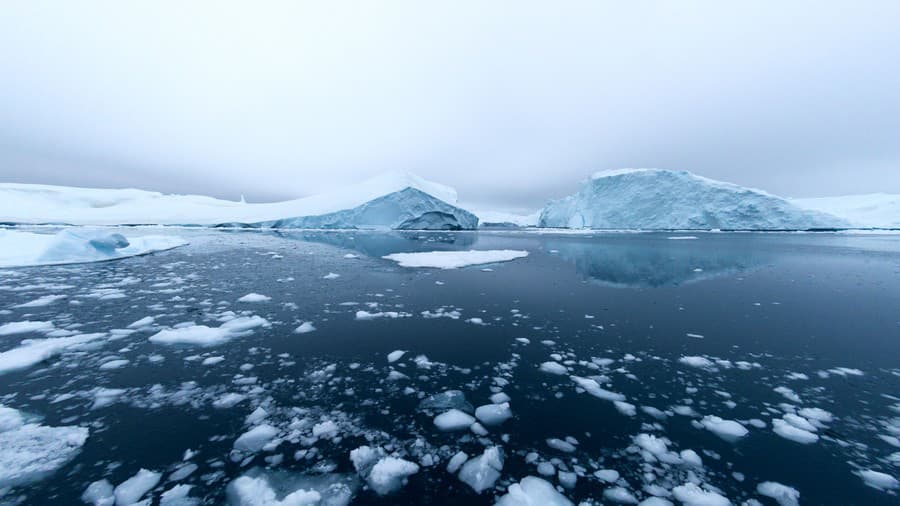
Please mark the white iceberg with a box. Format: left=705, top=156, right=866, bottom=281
left=539, top=169, right=844, bottom=230
left=0, top=171, right=478, bottom=230
left=0, top=229, right=187, bottom=268
left=791, top=193, right=900, bottom=228
left=495, top=476, right=573, bottom=506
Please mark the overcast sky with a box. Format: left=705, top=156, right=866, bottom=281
left=1, top=1, right=899, bottom=210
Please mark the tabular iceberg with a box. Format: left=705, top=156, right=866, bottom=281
left=0, top=171, right=478, bottom=230
left=538, top=169, right=845, bottom=230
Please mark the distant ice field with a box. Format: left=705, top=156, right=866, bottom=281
left=0, top=227, right=897, bottom=505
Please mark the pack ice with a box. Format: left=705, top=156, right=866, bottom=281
left=0, top=171, right=478, bottom=230
left=538, top=169, right=845, bottom=230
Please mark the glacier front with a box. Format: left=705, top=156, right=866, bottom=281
left=0, top=171, right=478, bottom=230
left=539, top=169, right=845, bottom=230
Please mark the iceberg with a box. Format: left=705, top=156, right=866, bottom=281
left=0, top=171, right=478, bottom=230
left=0, top=229, right=187, bottom=268
left=539, top=169, right=845, bottom=230
left=791, top=193, right=900, bottom=228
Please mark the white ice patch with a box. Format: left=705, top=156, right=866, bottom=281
left=495, top=476, right=573, bottom=506
left=114, top=469, right=162, bottom=505
left=474, top=403, right=513, bottom=426
left=366, top=457, right=419, bottom=495
left=756, top=481, right=800, bottom=506
left=570, top=376, right=626, bottom=402
left=458, top=446, right=504, bottom=494
left=293, top=322, right=316, bottom=334
left=238, top=293, right=271, bottom=303
left=233, top=424, right=279, bottom=453
left=354, top=311, right=410, bottom=320
left=0, top=404, right=89, bottom=489
left=382, top=250, right=528, bottom=269
left=149, top=316, right=269, bottom=346
left=13, top=294, right=67, bottom=308
left=671, top=482, right=731, bottom=506
left=387, top=350, right=406, bottom=363
left=0, top=229, right=186, bottom=268
left=0, top=332, right=105, bottom=375
left=854, top=469, right=898, bottom=491
left=539, top=361, right=567, bottom=375
left=434, top=409, right=475, bottom=431
left=699, top=415, right=749, bottom=442
left=772, top=419, right=819, bottom=444
left=0, top=320, right=55, bottom=336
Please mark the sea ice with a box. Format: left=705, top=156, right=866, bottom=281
left=494, top=476, right=573, bottom=506
left=114, top=468, right=162, bottom=505
left=700, top=415, right=749, bottom=442
left=458, top=446, right=503, bottom=493
left=434, top=409, right=476, bottom=431
left=382, top=250, right=528, bottom=269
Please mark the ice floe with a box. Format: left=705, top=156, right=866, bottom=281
left=382, top=249, right=528, bottom=269
left=0, top=229, right=186, bottom=268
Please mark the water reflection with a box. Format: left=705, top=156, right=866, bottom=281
left=545, top=236, right=765, bottom=287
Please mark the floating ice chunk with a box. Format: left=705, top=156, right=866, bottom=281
left=782, top=414, right=817, bottom=432
left=159, top=484, right=196, bottom=505
left=238, top=293, right=271, bottom=303
left=234, top=424, right=279, bottom=452
left=466, top=317, right=485, bottom=325
left=418, top=390, right=474, bottom=413
left=323, top=272, right=340, bottom=279
left=227, top=474, right=321, bottom=506
left=756, top=481, right=800, bottom=506
left=680, top=449, right=703, bottom=467
left=114, top=469, right=162, bottom=506
left=594, top=469, right=620, bottom=482
left=434, top=409, right=476, bottom=431
left=797, top=407, right=833, bottom=424
left=13, top=294, right=67, bottom=308
left=294, top=322, right=316, bottom=334
left=91, top=388, right=126, bottom=410
left=213, top=393, right=247, bottom=409
left=312, top=420, right=339, bottom=438
left=546, top=438, right=576, bottom=453
left=128, top=316, right=155, bottom=329
left=671, top=483, right=731, bottom=506
left=603, top=486, right=638, bottom=503
left=82, top=479, right=115, bottom=506
left=354, top=310, right=410, bottom=320
left=0, top=320, right=55, bottom=335
left=447, top=451, right=468, bottom=473
left=367, top=457, right=419, bottom=495
left=202, top=356, right=224, bottom=366
left=382, top=250, right=528, bottom=269
left=854, top=469, right=898, bottom=491
left=773, top=386, right=801, bottom=403
left=387, top=350, right=406, bottom=363
left=0, top=333, right=105, bottom=375
left=679, top=356, right=714, bottom=369
left=539, top=361, right=567, bottom=375
left=474, top=403, right=512, bottom=426
left=458, top=447, right=503, bottom=493
left=149, top=316, right=269, bottom=346
left=537, top=462, right=555, bottom=476
left=614, top=401, right=637, bottom=417
left=495, top=476, right=573, bottom=506
left=772, top=419, right=818, bottom=444
left=570, top=376, right=626, bottom=402
left=99, top=359, right=130, bottom=370
left=491, top=392, right=511, bottom=404
left=557, top=471, right=577, bottom=489
left=637, top=498, right=673, bottom=506
left=0, top=405, right=89, bottom=489
left=700, top=415, right=749, bottom=442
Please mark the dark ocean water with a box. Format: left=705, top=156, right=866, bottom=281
left=0, top=229, right=898, bottom=505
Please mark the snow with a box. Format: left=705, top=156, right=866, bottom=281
left=233, top=424, right=279, bottom=452
left=539, top=169, right=843, bottom=230
left=0, top=404, right=89, bottom=489
left=458, top=446, right=503, bottom=493
left=854, top=469, right=898, bottom=491
left=791, top=193, right=900, bottom=228
left=0, top=171, right=478, bottom=229
left=772, top=418, right=819, bottom=444
left=434, top=409, right=475, bottom=431
left=114, top=469, right=162, bottom=505
left=0, top=229, right=186, bottom=268
left=495, top=476, right=574, bottom=506
left=474, top=403, right=513, bottom=426
left=0, top=333, right=105, bottom=375
left=149, top=316, right=269, bottom=346
left=700, top=415, right=749, bottom=441
left=366, top=457, right=420, bottom=495
left=0, top=320, right=55, bottom=335
left=382, top=249, right=528, bottom=269
left=756, top=481, right=800, bottom=506
left=238, top=293, right=271, bottom=302
left=671, top=482, right=731, bottom=506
